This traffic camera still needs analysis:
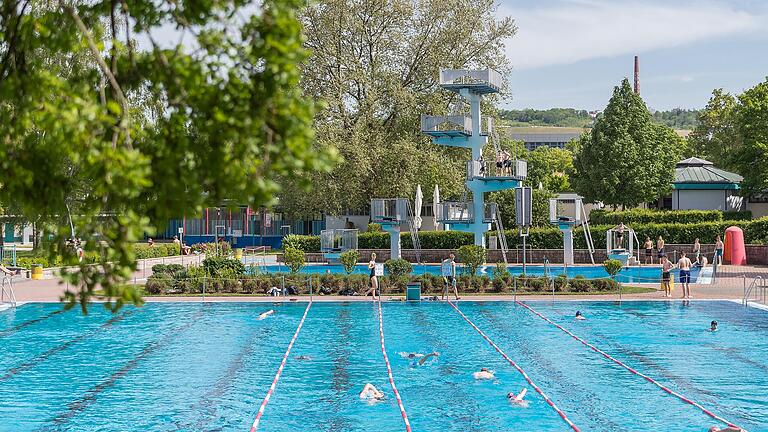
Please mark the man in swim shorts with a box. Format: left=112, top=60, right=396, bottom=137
left=677, top=252, right=693, bottom=299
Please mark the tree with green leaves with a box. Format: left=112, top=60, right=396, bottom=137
left=278, top=0, right=517, bottom=217
left=488, top=188, right=553, bottom=228
left=687, top=89, right=741, bottom=171
left=526, top=147, right=574, bottom=192
left=732, top=78, right=768, bottom=196
left=572, top=79, right=682, bottom=208
left=0, top=0, right=334, bottom=312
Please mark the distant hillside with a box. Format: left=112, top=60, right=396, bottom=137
left=499, top=107, right=700, bottom=130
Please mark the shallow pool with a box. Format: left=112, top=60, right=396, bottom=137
left=0, top=301, right=765, bottom=431
left=256, top=263, right=699, bottom=284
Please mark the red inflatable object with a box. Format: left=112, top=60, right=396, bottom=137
left=724, top=226, right=747, bottom=265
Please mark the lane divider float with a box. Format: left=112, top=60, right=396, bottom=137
left=448, top=301, right=581, bottom=432
left=377, top=299, right=412, bottom=432
left=249, top=301, right=312, bottom=432
left=515, top=300, right=742, bottom=430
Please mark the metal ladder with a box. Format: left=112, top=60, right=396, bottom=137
left=743, top=275, right=766, bottom=306
left=491, top=205, right=509, bottom=265
left=1, top=276, right=17, bottom=308
left=405, top=201, right=422, bottom=265
left=579, top=204, right=596, bottom=265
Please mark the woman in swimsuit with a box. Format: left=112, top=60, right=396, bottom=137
left=363, top=253, right=379, bottom=300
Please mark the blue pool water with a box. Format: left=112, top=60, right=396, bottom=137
left=0, top=301, right=765, bottom=431
left=258, top=263, right=699, bottom=284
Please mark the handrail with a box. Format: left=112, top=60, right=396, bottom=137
left=0, top=276, right=17, bottom=307
left=743, top=275, right=764, bottom=306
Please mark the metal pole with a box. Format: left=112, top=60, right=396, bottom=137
left=551, top=278, right=555, bottom=303
left=513, top=278, right=517, bottom=302
left=522, top=235, right=527, bottom=274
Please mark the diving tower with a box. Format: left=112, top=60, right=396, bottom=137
left=320, top=229, right=358, bottom=262
left=370, top=198, right=422, bottom=262
left=421, top=68, right=526, bottom=247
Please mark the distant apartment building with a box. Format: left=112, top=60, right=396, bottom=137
left=507, top=127, right=692, bottom=151
left=506, top=127, right=584, bottom=151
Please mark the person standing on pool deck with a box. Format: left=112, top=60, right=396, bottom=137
left=363, top=253, right=379, bottom=300
left=643, top=236, right=653, bottom=265
left=441, top=253, right=459, bottom=301
left=693, top=238, right=701, bottom=264
left=661, top=256, right=675, bottom=298
left=677, top=252, right=693, bottom=299
left=616, top=222, right=626, bottom=249
left=715, top=235, right=724, bottom=266
left=657, top=236, right=666, bottom=264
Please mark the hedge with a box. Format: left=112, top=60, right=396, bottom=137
left=589, top=208, right=752, bottom=225
left=142, top=272, right=620, bottom=296
left=284, top=217, right=768, bottom=252
left=133, top=243, right=180, bottom=259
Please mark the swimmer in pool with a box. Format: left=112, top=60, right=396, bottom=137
left=575, top=311, right=586, bottom=320
left=708, top=427, right=743, bottom=432
left=473, top=368, right=495, bottom=380
left=507, top=388, right=529, bottom=407
left=359, top=383, right=384, bottom=401
left=258, top=310, right=274, bottom=320
left=398, top=352, right=439, bottom=365
left=710, top=320, right=718, bottom=332
left=295, top=355, right=312, bottom=361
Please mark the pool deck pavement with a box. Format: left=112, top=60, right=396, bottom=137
left=4, top=257, right=767, bottom=305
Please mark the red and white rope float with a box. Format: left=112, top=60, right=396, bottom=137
left=378, top=299, right=413, bottom=432
left=249, top=301, right=312, bottom=432
left=448, top=301, right=581, bottom=431
left=516, top=300, right=742, bottom=430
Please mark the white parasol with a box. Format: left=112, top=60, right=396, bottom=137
left=433, top=184, right=440, bottom=231
left=414, top=184, right=423, bottom=229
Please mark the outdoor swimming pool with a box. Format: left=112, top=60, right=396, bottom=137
left=257, top=263, right=701, bottom=284
left=0, top=300, right=765, bottom=431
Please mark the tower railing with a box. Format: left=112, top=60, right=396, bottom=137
left=370, top=198, right=408, bottom=224
left=439, top=68, right=503, bottom=91
left=467, top=160, right=527, bottom=179
left=420, top=114, right=472, bottom=136
left=435, top=201, right=473, bottom=223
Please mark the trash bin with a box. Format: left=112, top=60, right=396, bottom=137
left=31, top=264, right=43, bottom=280
left=406, top=282, right=421, bottom=301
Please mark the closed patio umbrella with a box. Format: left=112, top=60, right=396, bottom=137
left=414, top=185, right=423, bottom=229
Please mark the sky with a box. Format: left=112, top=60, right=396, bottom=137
left=498, top=0, right=768, bottom=111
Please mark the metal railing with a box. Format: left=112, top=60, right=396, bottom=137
left=743, top=275, right=766, bottom=306
left=370, top=198, right=408, bottom=224
left=467, top=159, right=527, bottom=179
left=439, top=68, right=503, bottom=90
left=435, top=201, right=473, bottom=223
left=421, top=114, right=472, bottom=136
left=320, top=229, right=358, bottom=253
left=0, top=276, right=16, bottom=307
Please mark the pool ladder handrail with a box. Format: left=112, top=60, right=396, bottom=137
left=1, top=275, right=17, bottom=307
left=743, top=275, right=766, bottom=306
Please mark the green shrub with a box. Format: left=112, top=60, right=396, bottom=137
left=339, top=250, right=360, bottom=275
left=385, top=258, right=412, bottom=279
left=367, top=223, right=382, bottom=232
left=402, top=230, right=473, bottom=249
left=359, top=232, right=389, bottom=249
left=723, top=210, right=752, bottom=221
left=456, top=245, right=486, bottom=276
left=202, top=257, right=246, bottom=277
left=492, top=262, right=510, bottom=280
left=603, top=259, right=623, bottom=278
left=282, top=234, right=320, bottom=252
left=133, top=243, right=179, bottom=259
left=589, top=209, right=724, bottom=225
left=283, top=247, right=305, bottom=274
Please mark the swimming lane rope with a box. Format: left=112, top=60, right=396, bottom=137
left=377, top=299, right=413, bottom=432
left=249, top=301, right=312, bottom=432
left=447, top=301, right=581, bottom=432
left=515, top=300, right=742, bottom=430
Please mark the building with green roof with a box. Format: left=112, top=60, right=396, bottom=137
left=669, top=157, right=744, bottom=211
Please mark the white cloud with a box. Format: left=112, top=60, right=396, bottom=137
left=503, top=0, right=763, bottom=69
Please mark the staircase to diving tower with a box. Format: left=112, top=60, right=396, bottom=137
left=421, top=69, right=527, bottom=247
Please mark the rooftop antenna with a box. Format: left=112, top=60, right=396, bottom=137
left=634, top=55, right=640, bottom=94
